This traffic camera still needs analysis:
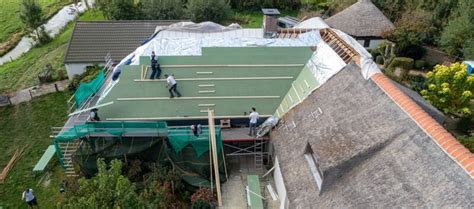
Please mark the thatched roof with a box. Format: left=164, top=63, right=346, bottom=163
left=271, top=63, right=473, bottom=207
left=325, top=0, right=395, bottom=37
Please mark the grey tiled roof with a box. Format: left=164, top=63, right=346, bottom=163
left=64, top=20, right=181, bottom=63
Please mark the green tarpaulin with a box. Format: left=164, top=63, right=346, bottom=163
left=55, top=121, right=168, bottom=141
left=167, top=127, right=222, bottom=157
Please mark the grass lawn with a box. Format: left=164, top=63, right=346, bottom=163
left=0, top=0, right=72, bottom=43
left=0, top=9, right=106, bottom=94
left=0, top=92, right=71, bottom=208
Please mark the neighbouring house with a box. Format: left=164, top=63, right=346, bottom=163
left=64, top=20, right=180, bottom=79
left=325, top=0, right=395, bottom=49
left=47, top=10, right=472, bottom=208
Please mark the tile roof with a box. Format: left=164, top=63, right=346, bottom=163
left=64, top=20, right=181, bottom=64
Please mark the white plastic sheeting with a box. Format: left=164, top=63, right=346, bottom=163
left=333, top=29, right=381, bottom=79
left=294, top=17, right=329, bottom=29
left=162, top=21, right=242, bottom=32
left=120, top=29, right=322, bottom=67
left=306, top=40, right=346, bottom=85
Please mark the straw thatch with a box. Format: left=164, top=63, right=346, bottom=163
left=271, top=63, right=474, bottom=208
left=325, top=0, right=395, bottom=37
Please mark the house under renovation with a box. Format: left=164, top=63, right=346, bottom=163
left=40, top=8, right=473, bottom=209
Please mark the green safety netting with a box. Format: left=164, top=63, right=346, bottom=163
left=167, top=127, right=222, bottom=158
left=72, top=133, right=225, bottom=185
left=55, top=121, right=168, bottom=141
left=75, top=69, right=105, bottom=107
left=74, top=136, right=165, bottom=177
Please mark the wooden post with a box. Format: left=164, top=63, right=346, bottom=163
left=208, top=110, right=222, bottom=206
left=209, top=133, right=213, bottom=195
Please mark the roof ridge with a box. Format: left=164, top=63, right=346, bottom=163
left=371, top=73, right=474, bottom=178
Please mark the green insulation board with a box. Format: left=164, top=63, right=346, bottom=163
left=99, top=47, right=313, bottom=119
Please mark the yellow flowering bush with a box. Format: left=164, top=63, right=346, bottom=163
left=421, top=62, right=474, bottom=115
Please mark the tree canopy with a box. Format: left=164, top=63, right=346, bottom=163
left=62, top=159, right=144, bottom=208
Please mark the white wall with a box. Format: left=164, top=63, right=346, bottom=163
left=274, top=157, right=288, bottom=209
left=65, top=63, right=103, bottom=79
left=356, top=39, right=365, bottom=47
left=65, top=63, right=90, bottom=79
left=354, top=38, right=387, bottom=50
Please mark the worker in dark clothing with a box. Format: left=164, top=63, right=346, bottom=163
left=90, top=108, right=100, bottom=121
left=165, top=74, right=181, bottom=98
left=150, top=51, right=160, bottom=79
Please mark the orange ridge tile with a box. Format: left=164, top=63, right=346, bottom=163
left=371, top=73, right=473, bottom=178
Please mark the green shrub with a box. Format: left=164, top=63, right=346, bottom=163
left=388, top=57, right=414, bottom=70
left=191, top=199, right=211, bottom=209
left=456, top=116, right=473, bottom=134
left=420, top=62, right=474, bottom=115
left=230, top=0, right=298, bottom=10
left=186, top=0, right=231, bottom=23
left=375, top=55, right=384, bottom=65
left=457, top=135, right=474, bottom=152
left=407, top=74, right=426, bottom=92
left=368, top=48, right=381, bottom=58
left=414, top=60, right=427, bottom=69
left=68, top=65, right=102, bottom=91
left=140, top=0, right=184, bottom=20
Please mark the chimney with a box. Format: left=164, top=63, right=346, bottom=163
left=262, top=8, right=280, bottom=38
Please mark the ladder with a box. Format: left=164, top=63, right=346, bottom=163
left=57, top=140, right=81, bottom=177
left=254, top=137, right=264, bottom=171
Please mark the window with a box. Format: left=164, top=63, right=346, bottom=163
left=363, top=39, right=370, bottom=48
left=304, top=144, right=323, bottom=191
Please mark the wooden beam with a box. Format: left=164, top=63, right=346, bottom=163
left=199, top=84, right=215, bottom=87
left=208, top=110, right=222, bottom=206
left=134, top=76, right=294, bottom=82
left=198, top=90, right=216, bottom=93
left=198, top=104, right=215, bottom=107
left=68, top=102, right=114, bottom=117
left=117, top=96, right=280, bottom=101
left=105, top=114, right=274, bottom=121
left=142, top=64, right=305, bottom=68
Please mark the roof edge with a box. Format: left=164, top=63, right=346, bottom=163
left=371, top=73, right=474, bottom=178
left=63, top=21, right=80, bottom=64
left=75, top=20, right=189, bottom=23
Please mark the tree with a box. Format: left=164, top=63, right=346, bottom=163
left=382, top=10, right=431, bottom=59
left=109, top=0, right=142, bottom=20
left=62, top=159, right=144, bottom=208
left=19, top=0, right=50, bottom=44
left=186, top=0, right=231, bottom=23
left=95, top=0, right=142, bottom=20
left=439, top=0, right=474, bottom=59
left=421, top=63, right=474, bottom=116
left=140, top=0, right=184, bottom=20
left=140, top=166, right=185, bottom=208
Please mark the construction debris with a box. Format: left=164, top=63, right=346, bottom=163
left=0, top=145, right=28, bottom=183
